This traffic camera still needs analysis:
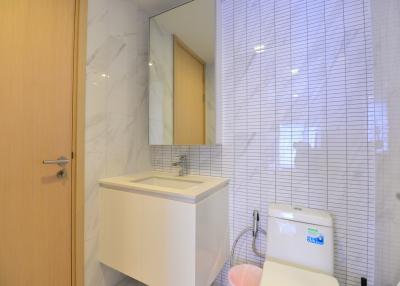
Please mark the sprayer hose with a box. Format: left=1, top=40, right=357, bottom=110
left=252, top=228, right=266, bottom=258
left=230, top=227, right=266, bottom=267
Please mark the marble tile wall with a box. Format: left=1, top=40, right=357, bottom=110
left=151, top=0, right=377, bottom=285
left=372, top=0, right=400, bottom=285
left=149, top=19, right=174, bottom=144
left=206, top=63, right=216, bottom=144
left=85, top=0, right=150, bottom=285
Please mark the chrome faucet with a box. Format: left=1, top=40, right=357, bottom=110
left=172, top=155, right=188, bottom=176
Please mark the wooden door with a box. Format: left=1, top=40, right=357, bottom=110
left=0, top=0, right=76, bottom=285
left=173, top=36, right=205, bottom=145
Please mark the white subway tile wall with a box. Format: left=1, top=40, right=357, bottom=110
left=151, top=0, right=375, bottom=285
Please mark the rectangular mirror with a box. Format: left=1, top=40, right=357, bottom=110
left=149, top=0, right=218, bottom=145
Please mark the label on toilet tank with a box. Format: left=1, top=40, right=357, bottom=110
left=306, top=228, right=325, bottom=245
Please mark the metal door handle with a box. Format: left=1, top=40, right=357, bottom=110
left=42, top=156, right=70, bottom=167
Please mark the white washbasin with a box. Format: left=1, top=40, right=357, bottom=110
left=99, top=171, right=229, bottom=203
left=132, top=176, right=202, bottom=190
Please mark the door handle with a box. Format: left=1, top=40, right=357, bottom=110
left=42, top=156, right=70, bottom=167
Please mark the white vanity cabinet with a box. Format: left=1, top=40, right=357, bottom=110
left=98, top=172, right=229, bottom=286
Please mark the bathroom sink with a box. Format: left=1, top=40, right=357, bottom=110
left=99, top=171, right=229, bottom=203
left=132, top=176, right=202, bottom=190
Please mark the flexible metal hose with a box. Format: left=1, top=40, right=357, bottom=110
left=252, top=228, right=266, bottom=258
left=229, top=226, right=266, bottom=267
left=230, top=226, right=252, bottom=267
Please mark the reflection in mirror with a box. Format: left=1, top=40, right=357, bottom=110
left=149, top=0, right=216, bottom=145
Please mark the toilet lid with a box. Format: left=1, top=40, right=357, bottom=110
left=260, top=261, right=339, bottom=286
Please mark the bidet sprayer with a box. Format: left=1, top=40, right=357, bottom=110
left=253, top=210, right=260, bottom=238
left=230, top=209, right=266, bottom=266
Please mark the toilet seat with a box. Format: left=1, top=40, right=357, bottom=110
left=260, top=261, right=339, bottom=286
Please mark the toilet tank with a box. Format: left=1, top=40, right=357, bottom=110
left=266, top=204, right=334, bottom=275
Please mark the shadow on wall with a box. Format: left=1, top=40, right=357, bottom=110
left=115, top=277, right=145, bottom=286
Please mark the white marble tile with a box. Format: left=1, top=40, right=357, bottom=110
left=108, top=0, right=140, bottom=37
left=85, top=0, right=150, bottom=285
left=84, top=151, right=107, bottom=242
left=149, top=19, right=173, bottom=144
left=206, top=63, right=216, bottom=144
left=372, top=0, right=400, bottom=285
left=87, top=0, right=109, bottom=59
left=85, top=237, right=125, bottom=286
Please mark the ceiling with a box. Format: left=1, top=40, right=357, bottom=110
left=135, top=0, right=193, bottom=16
left=152, top=0, right=215, bottom=63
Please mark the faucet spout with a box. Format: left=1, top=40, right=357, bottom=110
left=172, top=155, right=188, bottom=176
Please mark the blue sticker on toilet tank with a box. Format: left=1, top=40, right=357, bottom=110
left=307, top=228, right=324, bottom=245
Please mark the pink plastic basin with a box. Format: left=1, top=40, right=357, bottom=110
left=228, top=264, right=263, bottom=286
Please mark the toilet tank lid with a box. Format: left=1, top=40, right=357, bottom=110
left=268, top=204, right=333, bottom=227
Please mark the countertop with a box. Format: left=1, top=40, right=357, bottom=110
left=99, top=171, right=229, bottom=203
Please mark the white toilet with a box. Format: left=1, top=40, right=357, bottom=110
left=260, top=204, right=339, bottom=285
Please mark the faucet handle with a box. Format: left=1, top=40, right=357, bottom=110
left=178, top=154, right=187, bottom=160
